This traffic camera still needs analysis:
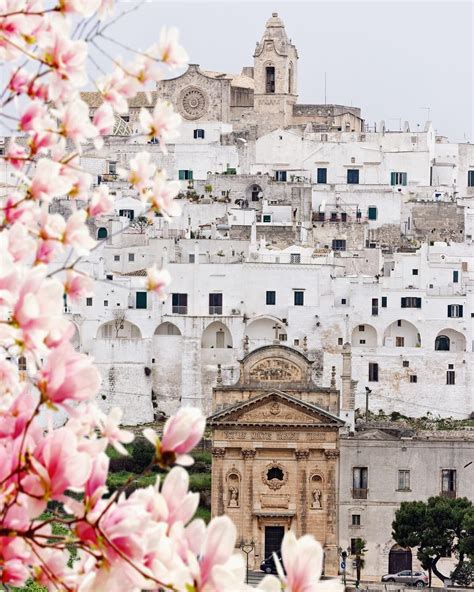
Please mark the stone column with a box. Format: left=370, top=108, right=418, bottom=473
left=241, top=448, right=256, bottom=554
left=341, top=343, right=355, bottom=431
left=324, top=449, right=340, bottom=576
left=294, top=449, right=310, bottom=536
left=211, top=447, right=226, bottom=518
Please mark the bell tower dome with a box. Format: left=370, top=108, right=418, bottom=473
left=253, top=12, right=298, bottom=131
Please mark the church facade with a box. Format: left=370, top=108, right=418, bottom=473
left=208, top=345, right=345, bottom=575
left=156, top=13, right=363, bottom=138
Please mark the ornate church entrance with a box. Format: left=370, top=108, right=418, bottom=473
left=209, top=345, right=344, bottom=575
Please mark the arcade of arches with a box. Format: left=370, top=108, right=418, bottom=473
left=209, top=345, right=345, bottom=574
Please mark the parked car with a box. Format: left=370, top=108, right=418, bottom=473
left=381, top=570, right=428, bottom=587
left=260, top=552, right=283, bottom=574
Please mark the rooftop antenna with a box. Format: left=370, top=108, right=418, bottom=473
left=421, top=106, right=431, bottom=121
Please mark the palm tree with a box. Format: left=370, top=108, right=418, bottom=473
left=354, top=538, right=367, bottom=588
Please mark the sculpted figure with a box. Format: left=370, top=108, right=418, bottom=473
left=311, top=488, right=322, bottom=509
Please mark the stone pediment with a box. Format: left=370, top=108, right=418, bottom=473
left=208, top=391, right=344, bottom=427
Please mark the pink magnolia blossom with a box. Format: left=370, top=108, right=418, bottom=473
left=87, top=185, right=114, bottom=218
left=154, top=27, right=188, bottom=68
left=64, top=270, right=94, bottom=302
left=63, top=210, right=96, bottom=254
left=160, top=467, right=199, bottom=527
left=84, top=453, right=109, bottom=509
left=144, top=406, right=205, bottom=467
left=93, top=102, right=115, bottom=136
left=18, top=101, right=47, bottom=133
left=99, top=69, right=137, bottom=113
left=57, top=98, right=98, bottom=148
left=5, top=140, right=28, bottom=170
left=97, top=407, right=134, bottom=455
left=123, top=151, right=156, bottom=192
left=139, top=101, right=181, bottom=153
left=148, top=170, right=181, bottom=217
left=42, top=33, right=88, bottom=99
left=59, top=0, right=101, bottom=17
left=145, top=265, right=170, bottom=299
left=29, top=159, right=73, bottom=202
left=37, top=342, right=101, bottom=405
left=21, top=428, right=92, bottom=501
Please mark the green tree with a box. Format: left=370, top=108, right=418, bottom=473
left=392, top=497, right=473, bottom=583
left=129, top=215, right=152, bottom=234
left=353, top=538, right=367, bottom=588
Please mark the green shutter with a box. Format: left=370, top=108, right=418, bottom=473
left=178, top=170, right=185, bottom=180
left=136, top=292, right=147, bottom=309
left=189, top=170, right=193, bottom=180
left=390, top=172, right=396, bottom=185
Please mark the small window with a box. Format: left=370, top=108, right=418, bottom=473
left=106, top=274, right=113, bottom=280
left=178, top=170, right=193, bottom=181
left=290, top=253, right=301, bottom=263
left=104, top=300, right=108, bottom=307
left=447, top=304, right=463, bottom=318
left=359, top=339, right=366, bottom=344
left=294, top=291, right=304, bottom=306
left=136, top=291, right=148, bottom=310
left=114, top=255, right=120, bottom=261
left=359, top=325, right=365, bottom=332
left=468, top=171, right=474, bottom=187
left=390, top=172, right=408, bottom=186
left=332, top=239, right=346, bottom=251
left=267, top=466, right=284, bottom=481
left=372, top=298, right=378, bottom=316
left=403, top=360, right=409, bottom=368
left=266, top=66, right=275, bottom=93
left=341, top=298, right=347, bottom=305
left=441, top=469, right=456, bottom=494
left=294, top=338, right=300, bottom=346
left=409, top=375, right=417, bottom=383
left=446, top=370, right=455, bottom=385
left=352, top=468, right=368, bottom=499
left=172, top=293, right=188, bottom=314
left=266, top=291, right=276, bottom=305
left=18, top=356, right=27, bottom=372
left=412, top=269, right=419, bottom=276
left=381, top=296, right=387, bottom=308
left=351, top=514, right=361, bottom=526
left=108, top=161, right=117, bottom=175
left=453, top=270, right=459, bottom=283
left=398, top=470, right=410, bottom=491
left=209, top=293, right=223, bottom=315
left=263, top=214, right=272, bottom=223
left=128, top=253, right=135, bottom=262
left=401, top=297, right=421, bottom=308
left=275, top=170, right=287, bottom=182
left=396, top=336, right=405, bottom=347
left=193, top=129, right=205, bottom=139
left=338, top=338, right=344, bottom=345
left=368, top=362, right=379, bottom=382
left=189, top=254, right=195, bottom=263
left=317, top=168, right=327, bottom=184
left=120, top=115, right=130, bottom=122
left=347, top=169, right=359, bottom=184
left=368, top=206, right=377, bottom=220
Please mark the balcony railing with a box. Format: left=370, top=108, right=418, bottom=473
left=209, top=306, right=223, bottom=315
left=352, top=488, right=368, bottom=500
left=440, top=490, right=456, bottom=499
left=172, top=306, right=188, bottom=315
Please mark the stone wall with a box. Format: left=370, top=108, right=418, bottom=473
left=410, top=202, right=465, bottom=243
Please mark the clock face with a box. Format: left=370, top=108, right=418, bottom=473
left=179, top=86, right=208, bottom=120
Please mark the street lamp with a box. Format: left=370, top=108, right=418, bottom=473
left=239, top=539, right=255, bottom=585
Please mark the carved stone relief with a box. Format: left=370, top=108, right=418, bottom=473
left=262, top=462, right=288, bottom=490
left=249, top=358, right=302, bottom=382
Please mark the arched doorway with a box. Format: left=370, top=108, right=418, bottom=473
left=351, top=324, right=377, bottom=347
left=388, top=544, right=412, bottom=574
left=97, top=227, right=108, bottom=239
left=435, top=335, right=450, bottom=351
left=383, top=320, right=421, bottom=348
left=201, top=321, right=233, bottom=349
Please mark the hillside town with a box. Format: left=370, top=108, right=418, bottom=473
left=1, top=11, right=473, bottom=587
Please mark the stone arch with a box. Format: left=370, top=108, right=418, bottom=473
left=69, top=321, right=81, bottom=350
left=246, top=183, right=263, bottom=202
left=202, top=321, right=233, bottom=349
left=388, top=544, right=412, bottom=574
left=97, top=227, right=108, bottom=239
left=155, top=322, right=181, bottom=336
left=244, top=316, right=287, bottom=347
left=97, top=320, right=142, bottom=339
left=435, top=329, right=466, bottom=352
left=264, top=62, right=276, bottom=94
left=383, top=320, right=421, bottom=348
left=351, top=324, right=377, bottom=347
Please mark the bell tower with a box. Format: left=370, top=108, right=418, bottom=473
left=253, top=13, right=298, bottom=131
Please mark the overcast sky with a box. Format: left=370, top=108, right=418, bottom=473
left=108, top=0, right=473, bottom=142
